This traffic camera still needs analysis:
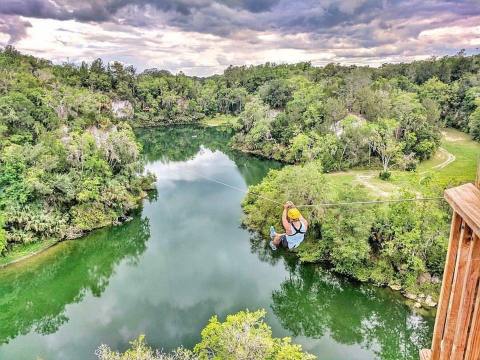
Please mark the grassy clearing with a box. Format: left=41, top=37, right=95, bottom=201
left=428, top=128, right=480, bottom=183
left=327, top=128, right=480, bottom=198
left=0, top=238, right=59, bottom=267
left=201, top=114, right=238, bottom=127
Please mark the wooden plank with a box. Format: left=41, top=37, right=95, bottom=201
left=420, top=349, right=432, bottom=360
left=439, top=223, right=471, bottom=360
left=451, top=231, right=479, bottom=360
left=445, top=183, right=480, bottom=236
left=464, top=234, right=480, bottom=360
left=431, top=212, right=463, bottom=360
left=464, top=264, right=480, bottom=360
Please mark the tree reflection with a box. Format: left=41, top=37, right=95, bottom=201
left=271, top=263, right=434, bottom=360
left=136, top=125, right=281, bottom=186
left=136, top=126, right=233, bottom=163
left=0, top=216, right=150, bottom=344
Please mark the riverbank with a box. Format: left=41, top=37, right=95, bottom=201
left=0, top=238, right=59, bottom=268
left=0, top=121, right=230, bottom=268
left=0, top=198, right=147, bottom=268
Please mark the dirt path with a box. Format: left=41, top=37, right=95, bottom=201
left=432, top=147, right=456, bottom=170
left=441, top=130, right=465, bottom=142
left=350, top=145, right=455, bottom=197
left=354, top=174, right=391, bottom=197
left=330, top=133, right=460, bottom=198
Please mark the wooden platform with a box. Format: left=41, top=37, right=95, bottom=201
left=426, top=183, right=480, bottom=360
left=445, top=183, right=480, bottom=235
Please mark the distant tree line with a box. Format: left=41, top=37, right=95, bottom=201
left=28, top=45, right=480, bottom=173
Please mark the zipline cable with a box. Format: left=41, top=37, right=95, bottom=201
left=190, top=170, right=445, bottom=208
left=192, top=171, right=284, bottom=205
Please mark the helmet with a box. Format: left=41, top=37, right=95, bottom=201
left=287, top=208, right=301, bottom=221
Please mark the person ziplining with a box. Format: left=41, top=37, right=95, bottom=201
left=269, top=201, right=308, bottom=251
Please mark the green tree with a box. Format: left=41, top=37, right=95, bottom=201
left=96, top=336, right=196, bottom=360
left=468, top=97, right=480, bottom=140
left=195, top=310, right=314, bottom=360
left=369, top=119, right=403, bottom=174
left=0, top=213, right=6, bottom=254
left=259, top=79, right=293, bottom=109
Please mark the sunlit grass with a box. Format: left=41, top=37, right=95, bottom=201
left=432, top=128, right=480, bottom=183
left=326, top=128, right=480, bottom=198
left=201, top=114, right=238, bottom=127
left=0, top=238, right=58, bottom=267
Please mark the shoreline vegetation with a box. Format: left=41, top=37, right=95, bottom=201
left=0, top=209, right=141, bottom=268
left=96, top=310, right=315, bottom=360
left=1, top=47, right=480, bottom=305
left=0, top=237, right=58, bottom=268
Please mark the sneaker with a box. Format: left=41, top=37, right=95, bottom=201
left=269, top=240, right=277, bottom=251
left=269, top=226, right=276, bottom=239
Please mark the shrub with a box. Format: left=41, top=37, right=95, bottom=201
left=0, top=214, right=6, bottom=254
left=379, top=171, right=391, bottom=180
left=96, top=336, right=196, bottom=360
left=195, top=310, right=314, bottom=360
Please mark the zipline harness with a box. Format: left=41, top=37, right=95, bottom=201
left=289, top=221, right=306, bottom=235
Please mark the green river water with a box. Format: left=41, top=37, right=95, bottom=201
left=0, top=126, right=434, bottom=360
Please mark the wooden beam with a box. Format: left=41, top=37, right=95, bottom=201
left=451, top=232, right=479, bottom=359
left=420, top=349, right=432, bottom=360
left=440, top=224, right=472, bottom=360
left=464, top=242, right=480, bottom=360
left=463, top=234, right=480, bottom=360
left=445, top=183, right=480, bottom=236
left=431, top=212, right=463, bottom=359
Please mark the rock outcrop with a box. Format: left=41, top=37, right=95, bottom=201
left=112, top=100, right=134, bottom=119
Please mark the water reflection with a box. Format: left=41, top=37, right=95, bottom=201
left=136, top=126, right=282, bottom=186
left=269, top=260, right=433, bottom=360
left=0, top=216, right=150, bottom=345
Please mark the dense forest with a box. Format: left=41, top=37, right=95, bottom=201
left=0, top=47, right=155, bottom=256
left=1, top=46, right=479, bottom=299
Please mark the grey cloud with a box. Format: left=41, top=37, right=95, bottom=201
left=2, top=0, right=479, bottom=41
left=1, top=0, right=479, bottom=76
left=0, top=0, right=280, bottom=23
left=0, top=15, right=31, bottom=44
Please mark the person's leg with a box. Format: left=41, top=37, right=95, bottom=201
left=270, top=226, right=276, bottom=239
left=273, top=233, right=286, bottom=246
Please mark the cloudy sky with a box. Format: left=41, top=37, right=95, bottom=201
left=0, top=0, right=479, bottom=76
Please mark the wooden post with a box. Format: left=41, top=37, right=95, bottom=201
left=422, top=183, right=480, bottom=360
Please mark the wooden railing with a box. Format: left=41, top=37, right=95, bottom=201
left=420, top=180, right=480, bottom=360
